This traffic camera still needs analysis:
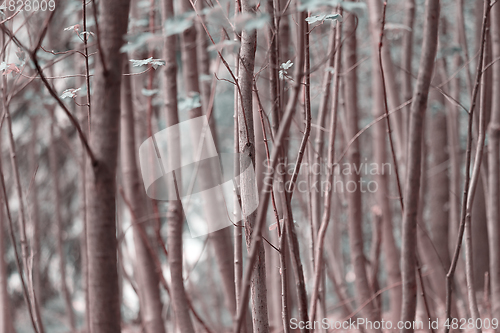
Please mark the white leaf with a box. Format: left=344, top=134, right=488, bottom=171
left=60, top=88, right=81, bottom=99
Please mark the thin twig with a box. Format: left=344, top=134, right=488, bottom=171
left=445, top=2, right=491, bottom=331
left=187, top=0, right=251, bottom=145
left=336, top=99, right=412, bottom=164
left=253, top=83, right=282, bottom=235
left=0, top=23, right=97, bottom=166
left=0, top=3, right=25, bottom=24
left=379, top=1, right=404, bottom=210
left=233, top=9, right=306, bottom=333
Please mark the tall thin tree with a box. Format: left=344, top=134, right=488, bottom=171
left=86, top=0, right=131, bottom=331
left=366, top=0, right=403, bottom=322
left=400, top=0, right=440, bottom=331
left=121, top=57, right=166, bottom=333
left=488, top=0, right=500, bottom=328
left=343, top=9, right=381, bottom=332
left=237, top=0, right=270, bottom=330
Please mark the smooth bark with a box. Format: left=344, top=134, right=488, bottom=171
left=179, top=0, right=238, bottom=320
left=163, top=0, right=196, bottom=332
left=121, top=58, right=166, bottom=333
left=487, top=0, right=500, bottom=327
left=343, top=10, right=381, bottom=332
left=400, top=0, right=440, bottom=331
left=237, top=0, right=270, bottom=330
left=366, top=0, right=403, bottom=323
left=86, top=0, right=131, bottom=331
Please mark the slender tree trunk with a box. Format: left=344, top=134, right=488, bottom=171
left=400, top=0, right=440, bottom=331
left=310, top=21, right=337, bottom=262
left=77, top=78, right=91, bottom=332
left=163, top=1, right=196, bottom=332
left=421, top=62, right=460, bottom=318
left=367, top=0, right=404, bottom=160
left=166, top=196, right=196, bottom=333
left=267, top=0, right=279, bottom=137
left=0, top=181, right=13, bottom=333
left=121, top=57, right=166, bottom=333
left=343, top=10, right=381, bottom=332
left=278, top=0, right=290, bottom=111
left=401, top=0, right=415, bottom=158
left=49, top=121, right=76, bottom=330
left=265, top=1, right=284, bottom=328
left=464, top=27, right=489, bottom=330
left=446, top=16, right=469, bottom=316
left=195, top=0, right=237, bottom=315
left=309, top=17, right=341, bottom=323
left=233, top=6, right=306, bottom=331
left=471, top=8, right=491, bottom=291
left=487, top=0, right=500, bottom=327
left=381, top=44, right=404, bottom=163
left=233, top=0, right=243, bottom=323
left=366, top=0, right=403, bottom=323
left=238, top=0, right=270, bottom=330
left=29, top=120, right=41, bottom=304
left=428, top=71, right=451, bottom=270
left=2, top=76, right=45, bottom=332
left=195, top=0, right=211, bottom=117
left=86, top=0, right=131, bottom=331
left=415, top=119, right=438, bottom=327
left=369, top=210, right=382, bottom=317
left=177, top=0, right=237, bottom=321
left=471, top=179, right=490, bottom=291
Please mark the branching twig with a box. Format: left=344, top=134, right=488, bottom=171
left=233, top=9, right=306, bottom=333
left=463, top=21, right=489, bottom=332
left=445, top=2, right=491, bottom=331
left=187, top=0, right=251, bottom=145
left=0, top=23, right=97, bottom=166
left=336, top=99, right=412, bottom=164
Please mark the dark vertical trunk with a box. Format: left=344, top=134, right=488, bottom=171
left=86, top=0, right=131, bottom=331
left=343, top=9, right=381, bottom=332
left=163, top=0, right=196, bottom=332
left=400, top=0, right=440, bottom=331
left=471, top=180, right=489, bottom=291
